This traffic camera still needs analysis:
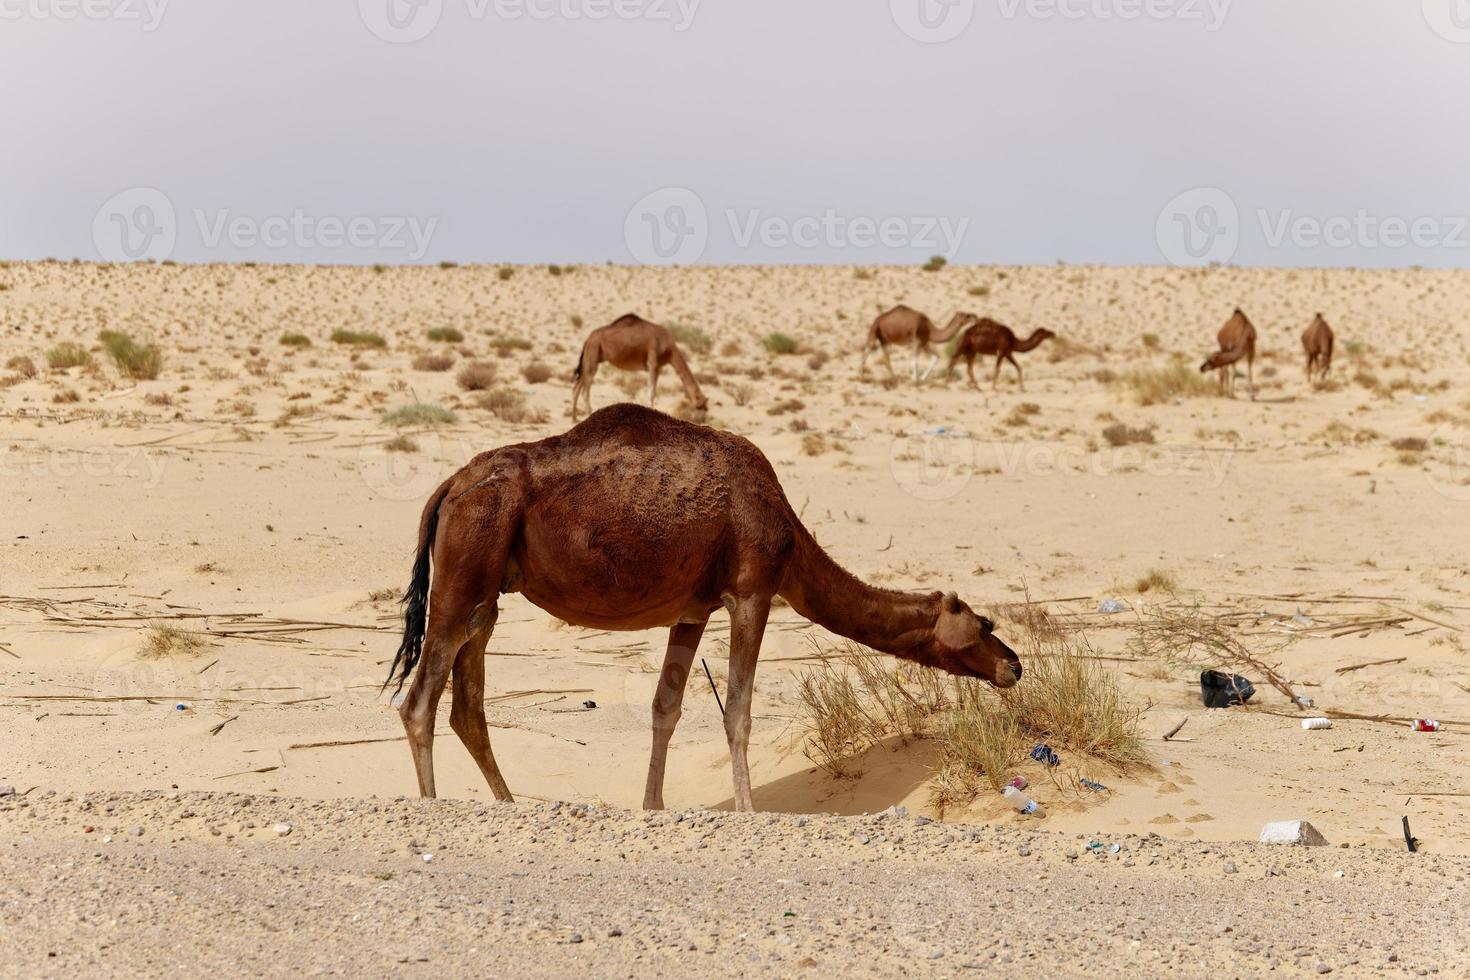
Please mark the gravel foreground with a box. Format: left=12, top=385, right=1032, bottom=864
left=0, top=790, right=1464, bottom=978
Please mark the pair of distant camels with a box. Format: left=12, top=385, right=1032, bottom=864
left=1199, top=309, right=1336, bottom=399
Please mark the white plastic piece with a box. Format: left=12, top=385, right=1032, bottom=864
left=1260, top=820, right=1328, bottom=846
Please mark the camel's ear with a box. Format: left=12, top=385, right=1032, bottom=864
left=943, top=591, right=962, bottom=614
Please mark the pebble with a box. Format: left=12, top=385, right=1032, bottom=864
left=273, top=822, right=293, bottom=837
left=1224, top=862, right=1238, bottom=874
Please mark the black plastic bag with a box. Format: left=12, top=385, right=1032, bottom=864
left=1200, top=670, right=1255, bottom=708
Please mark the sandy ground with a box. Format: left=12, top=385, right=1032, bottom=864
left=2, top=789, right=1467, bottom=977
left=1, top=261, right=1469, bottom=971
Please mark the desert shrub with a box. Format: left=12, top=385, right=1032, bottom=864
left=731, top=382, right=755, bottom=407
left=1117, top=363, right=1214, bottom=405
left=668, top=323, right=713, bottom=355
left=330, top=329, right=387, bottom=348
left=1102, top=422, right=1155, bottom=447
left=384, top=434, right=419, bottom=453
left=52, top=388, right=80, bottom=404
left=139, top=623, right=206, bottom=659
left=426, top=327, right=464, bottom=343
left=497, top=267, right=515, bottom=281
left=279, top=333, right=312, bottom=348
left=412, top=353, right=454, bottom=372
left=762, top=332, right=799, bottom=355
left=522, top=360, right=552, bottom=384
left=381, top=403, right=456, bottom=428
left=1141, top=332, right=1160, bottom=349
left=807, top=350, right=830, bottom=371
left=801, top=432, right=828, bottom=456
left=1391, top=436, right=1428, bottom=452
left=767, top=398, right=805, bottom=416
left=922, top=255, right=947, bottom=272
left=456, top=361, right=498, bottom=391
left=45, top=342, right=93, bottom=369
left=4, top=356, right=37, bottom=379
left=99, top=330, right=163, bottom=379
left=1134, top=569, right=1178, bottom=594
left=490, top=335, right=533, bottom=354
left=477, top=386, right=546, bottom=424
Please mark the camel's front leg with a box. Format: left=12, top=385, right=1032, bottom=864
left=1247, top=355, right=1256, bottom=401
left=919, top=346, right=939, bottom=382
left=648, top=354, right=660, bottom=406
left=881, top=344, right=897, bottom=381
left=992, top=354, right=1004, bottom=391
left=724, top=595, right=771, bottom=812
left=1008, top=353, right=1024, bottom=391
left=643, top=620, right=706, bottom=810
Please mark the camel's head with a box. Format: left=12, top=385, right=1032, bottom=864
left=927, top=592, right=1021, bottom=688
left=1035, top=328, right=1058, bottom=343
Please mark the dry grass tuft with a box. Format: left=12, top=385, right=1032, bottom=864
left=667, top=323, right=713, bottom=355
left=279, top=332, right=312, bottom=348
left=45, top=342, right=93, bottom=369
left=381, top=403, right=455, bottom=428
left=412, top=353, right=454, bottom=372
left=139, top=623, right=207, bottom=659
left=521, top=360, right=553, bottom=384
left=384, top=434, right=419, bottom=453
left=1102, top=422, right=1155, bottom=447
left=455, top=361, right=498, bottom=391
left=426, top=327, right=464, bottom=343
left=762, top=332, right=799, bottom=355
left=1117, top=362, right=1215, bottom=406
left=99, top=330, right=163, bottom=380
left=1133, top=568, right=1178, bottom=594
left=477, top=386, right=547, bottom=424
left=5, top=356, right=37, bottom=378
left=330, top=329, right=387, bottom=348
left=797, top=602, right=1146, bottom=815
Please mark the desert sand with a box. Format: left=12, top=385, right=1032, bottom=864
left=2, top=260, right=1468, bottom=974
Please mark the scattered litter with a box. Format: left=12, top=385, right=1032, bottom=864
left=421, top=853, right=434, bottom=863
left=1410, top=719, right=1442, bottom=733
left=1292, top=610, right=1316, bottom=627
left=1200, top=670, right=1255, bottom=708
left=1097, top=598, right=1127, bottom=614
left=173, top=702, right=193, bottom=713
left=1296, top=695, right=1316, bottom=709
left=1006, top=776, right=1028, bottom=791
left=1003, top=785, right=1046, bottom=818
left=1402, top=816, right=1418, bottom=853
left=1029, top=744, right=1060, bottom=767
left=1301, top=718, right=1333, bottom=731
left=581, top=700, right=598, bottom=711
left=1260, top=820, right=1328, bottom=846
left=1078, top=778, right=1109, bottom=792
left=1109, top=843, right=1121, bottom=855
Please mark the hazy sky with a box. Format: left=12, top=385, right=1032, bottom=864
left=3, top=1, right=1470, bottom=267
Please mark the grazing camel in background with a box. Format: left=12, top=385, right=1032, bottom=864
left=861, top=305, right=977, bottom=382
left=944, top=318, right=1057, bottom=391
left=1302, top=314, right=1335, bottom=384
left=1199, top=308, right=1258, bottom=400
left=571, top=314, right=708, bottom=421
left=385, top=404, right=1022, bottom=812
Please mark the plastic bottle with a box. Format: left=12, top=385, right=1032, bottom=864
left=1003, top=786, right=1046, bottom=818
left=1301, top=718, right=1333, bottom=730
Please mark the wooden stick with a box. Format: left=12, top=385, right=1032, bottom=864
left=1334, top=657, right=1408, bottom=674
left=1162, top=717, right=1189, bottom=741
left=209, top=715, right=239, bottom=736
left=1395, top=606, right=1464, bottom=634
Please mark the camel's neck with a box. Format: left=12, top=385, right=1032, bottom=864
left=1013, top=330, right=1049, bottom=352
left=779, top=527, right=938, bottom=655
left=930, top=313, right=969, bottom=343
left=668, top=348, right=705, bottom=404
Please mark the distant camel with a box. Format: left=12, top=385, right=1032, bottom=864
left=385, top=404, right=1021, bottom=812
left=1199, top=308, right=1258, bottom=400
left=1302, top=314, right=1334, bottom=384
left=861, top=305, right=976, bottom=382
left=571, top=314, right=707, bottom=421
left=944, top=318, right=1057, bottom=391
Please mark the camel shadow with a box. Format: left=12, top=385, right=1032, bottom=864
left=711, top=736, right=936, bottom=815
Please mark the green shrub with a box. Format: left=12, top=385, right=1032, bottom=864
left=99, top=330, right=163, bottom=380
left=762, top=332, right=799, bottom=355
left=381, top=403, right=456, bottom=428
left=330, top=329, right=387, bottom=348
left=279, top=333, right=312, bottom=348
left=46, top=343, right=93, bottom=369
left=426, top=327, right=464, bottom=343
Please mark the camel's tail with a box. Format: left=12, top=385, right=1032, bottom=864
left=383, top=478, right=453, bottom=695
left=572, top=347, right=584, bottom=381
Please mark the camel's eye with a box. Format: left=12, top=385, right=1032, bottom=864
left=980, top=617, right=994, bottom=634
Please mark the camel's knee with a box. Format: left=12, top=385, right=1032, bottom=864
left=651, top=703, right=682, bottom=737
left=399, top=701, right=435, bottom=743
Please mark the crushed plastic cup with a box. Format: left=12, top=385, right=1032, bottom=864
left=1097, top=599, right=1127, bottom=615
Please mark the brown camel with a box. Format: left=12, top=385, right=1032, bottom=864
left=385, top=404, right=1021, bottom=812
left=1199, top=308, right=1258, bottom=400
left=570, top=314, right=707, bottom=421
left=944, top=318, right=1056, bottom=391
left=1301, top=313, right=1334, bottom=384
left=861, top=305, right=976, bottom=382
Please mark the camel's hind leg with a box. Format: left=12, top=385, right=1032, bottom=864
left=643, top=619, right=707, bottom=810
left=1247, top=353, right=1256, bottom=401
left=724, top=594, right=772, bottom=812
left=992, top=354, right=1004, bottom=391
left=647, top=349, right=661, bottom=406
left=399, top=498, right=519, bottom=799
left=449, top=616, right=514, bottom=802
